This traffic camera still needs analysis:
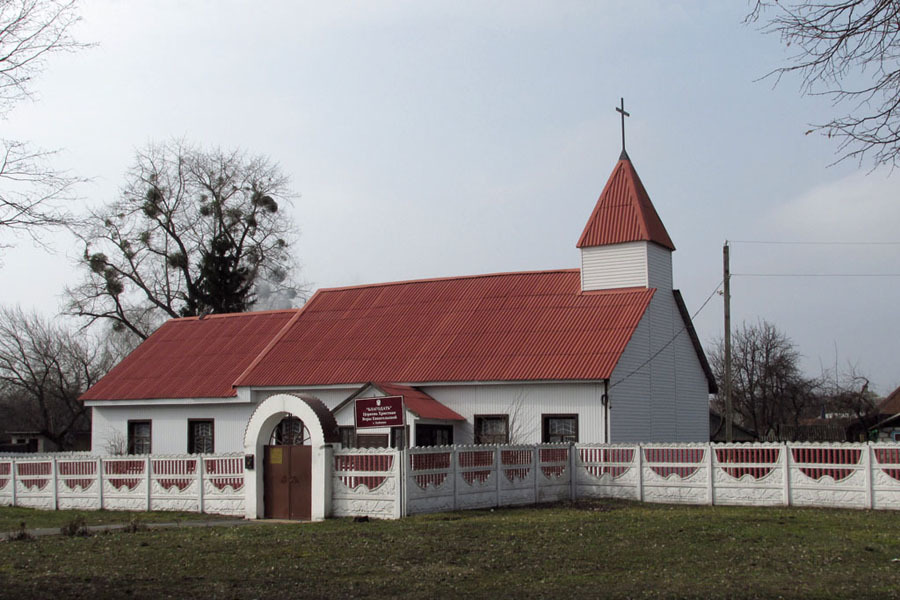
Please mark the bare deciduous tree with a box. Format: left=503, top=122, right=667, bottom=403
left=0, top=0, right=89, bottom=245
left=0, top=306, right=112, bottom=450
left=816, top=363, right=881, bottom=438
left=748, top=1, right=900, bottom=167
left=710, top=320, right=820, bottom=439
left=67, top=140, right=304, bottom=339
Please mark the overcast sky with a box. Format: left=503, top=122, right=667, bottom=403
left=1, top=1, right=898, bottom=395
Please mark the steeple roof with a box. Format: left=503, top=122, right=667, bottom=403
left=576, top=155, right=675, bottom=251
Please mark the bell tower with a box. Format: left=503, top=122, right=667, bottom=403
left=577, top=152, right=675, bottom=291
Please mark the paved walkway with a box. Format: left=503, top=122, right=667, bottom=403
left=0, top=518, right=289, bottom=540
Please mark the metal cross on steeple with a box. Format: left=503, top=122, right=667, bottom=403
left=616, top=97, right=630, bottom=159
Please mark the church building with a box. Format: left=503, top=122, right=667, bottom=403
left=81, top=148, right=717, bottom=454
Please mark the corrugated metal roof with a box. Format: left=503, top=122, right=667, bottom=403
left=373, top=383, right=466, bottom=421
left=576, top=156, right=675, bottom=250
left=877, top=385, right=900, bottom=416
left=81, top=310, right=300, bottom=401
left=236, top=270, right=654, bottom=387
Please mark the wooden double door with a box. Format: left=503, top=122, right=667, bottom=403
left=263, top=445, right=311, bottom=520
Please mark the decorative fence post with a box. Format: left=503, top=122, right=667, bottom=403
left=399, top=448, right=408, bottom=518
left=197, top=456, right=205, bottom=514
left=451, top=446, right=459, bottom=511
left=10, top=457, right=16, bottom=507
left=532, top=446, right=539, bottom=504
left=97, top=457, right=104, bottom=510
left=636, top=444, right=644, bottom=502
left=865, top=443, right=874, bottom=510
left=51, top=456, right=59, bottom=511
left=145, top=456, right=152, bottom=511
left=782, top=443, right=791, bottom=507
left=569, top=443, right=577, bottom=501
left=706, top=443, right=714, bottom=505
left=494, top=446, right=501, bottom=508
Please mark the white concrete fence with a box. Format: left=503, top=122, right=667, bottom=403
left=3, top=443, right=900, bottom=519
left=0, top=453, right=245, bottom=516
left=333, top=442, right=900, bottom=517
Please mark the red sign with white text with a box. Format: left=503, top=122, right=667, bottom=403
left=355, top=396, right=404, bottom=429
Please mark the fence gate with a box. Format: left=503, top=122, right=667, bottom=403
left=263, top=445, right=311, bottom=520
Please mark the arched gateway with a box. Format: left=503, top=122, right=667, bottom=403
left=243, top=393, right=339, bottom=521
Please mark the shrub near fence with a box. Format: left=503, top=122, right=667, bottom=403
left=0, top=453, right=245, bottom=516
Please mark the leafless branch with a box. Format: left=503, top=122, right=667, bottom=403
left=749, top=0, right=900, bottom=167
left=0, top=0, right=90, bottom=247
left=0, top=305, right=112, bottom=449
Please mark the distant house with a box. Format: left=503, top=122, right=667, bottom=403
left=708, top=411, right=755, bottom=442
left=0, top=403, right=91, bottom=453
left=81, top=150, right=717, bottom=456
left=0, top=431, right=90, bottom=453
left=868, top=386, right=900, bottom=442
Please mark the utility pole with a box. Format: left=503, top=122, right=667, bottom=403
left=723, top=241, right=733, bottom=442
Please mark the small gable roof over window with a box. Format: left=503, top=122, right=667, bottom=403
left=576, top=156, right=675, bottom=251
left=373, top=383, right=466, bottom=421
left=80, top=310, right=300, bottom=401
left=236, top=270, right=654, bottom=387
left=335, top=383, right=466, bottom=421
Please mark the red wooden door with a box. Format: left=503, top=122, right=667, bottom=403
left=264, top=445, right=312, bottom=520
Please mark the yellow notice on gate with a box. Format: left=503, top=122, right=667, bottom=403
left=269, top=447, right=283, bottom=465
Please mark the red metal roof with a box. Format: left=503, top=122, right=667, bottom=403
left=373, top=383, right=466, bottom=421
left=576, top=156, right=675, bottom=250
left=878, top=385, right=900, bottom=416
left=81, top=310, right=300, bottom=401
left=236, top=270, right=654, bottom=387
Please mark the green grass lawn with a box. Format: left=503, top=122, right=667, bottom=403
left=1, top=499, right=898, bottom=599
left=0, top=506, right=234, bottom=531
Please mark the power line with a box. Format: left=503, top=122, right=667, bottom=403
left=729, top=240, right=900, bottom=246
left=608, top=280, right=722, bottom=390
left=734, top=273, right=900, bottom=278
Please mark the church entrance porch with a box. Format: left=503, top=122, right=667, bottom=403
left=243, top=393, right=340, bottom=521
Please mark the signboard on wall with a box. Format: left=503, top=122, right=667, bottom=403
left=355, top=396, right=404, bottom=429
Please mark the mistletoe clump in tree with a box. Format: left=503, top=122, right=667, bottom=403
left=68, top=140, right=302, bottom=340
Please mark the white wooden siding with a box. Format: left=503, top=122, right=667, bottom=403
left=608, top=309, right=652, bottom=442
left=580, top=242, right=648, bottom=290
left=419, top=382, right=607, bottom=445
left=674, top=315, right=712, bottom=441
left=610, top=290, right=709, bottom=442
left=92, top=388, right=358, bottom=455
left=91, top=403, right=256, bottom=454
left=647, top=243, right=673, bottom=290
left=648, top=287, right=676, bottom=441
